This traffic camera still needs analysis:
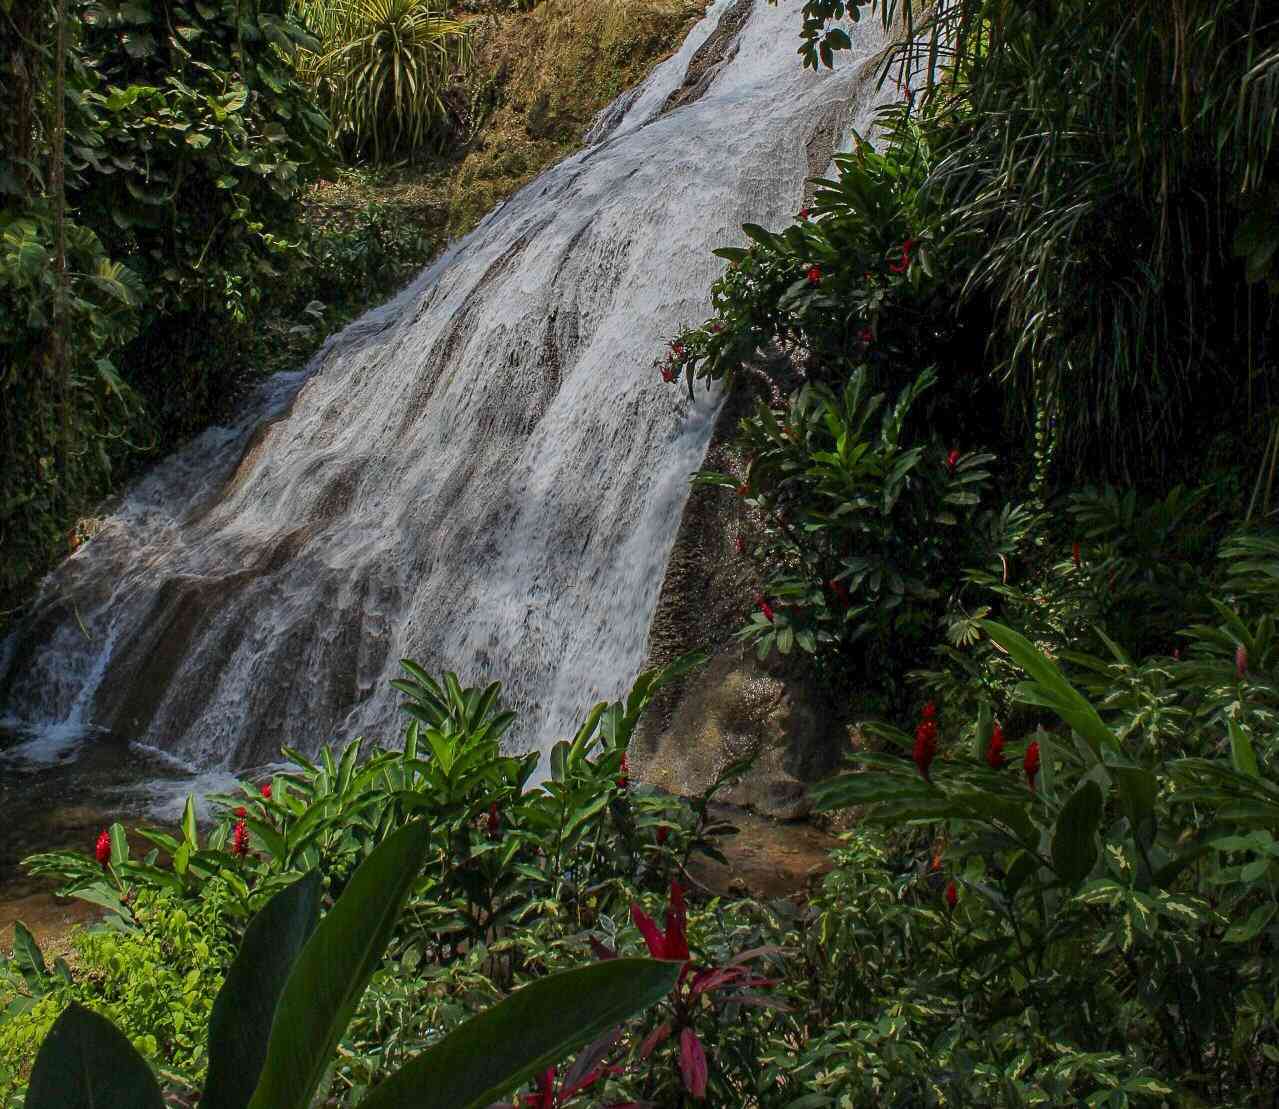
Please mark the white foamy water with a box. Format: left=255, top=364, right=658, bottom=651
left=1, top=0, right=887, bottom=774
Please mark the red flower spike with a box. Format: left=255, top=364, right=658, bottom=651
left=757, top=597, right=775, bottom=623
left=1072, top=541, right=1081, bottom=569
left=1237, top=644, right=1249, bottom=680
left=260, top=782, right=272, bottom=800
left=987, top=723, right=1006, bottom=769
left=913, top=718, right=938, bottom=782
left=798, top=207, right=810, bottom=221
left=922, top=701, right=937, bottom=720
left=95, top=829, right=111, bottom=867
left=1024, top=740, right=1041, bottom=792
left=888, top=238, right=916, bottom=274
left=945, top=880, right=958, bottom=910
left=487, top=802, right=501, bottom=837
left=672, top=341, right=686, bottom=357
left=617, top=752, right=630, bottom=790
left=660, top=364, right=676, bottom=384
left=656, top=825, right=669, bottom=847
left=806, top=265, right=821, bottom=286
left=946, top=449, right=960, bottom=473
left=679, top=1027, right=709, bottom=1100
left=231, top=820, right=250, bottom=858
left=710, top=321, right=724, bottom=333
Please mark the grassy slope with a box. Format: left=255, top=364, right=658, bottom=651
left=299, top=0, right=706, bottom=277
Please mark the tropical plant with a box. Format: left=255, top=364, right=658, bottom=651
left=20, top=822, right=681, bottom=1109
left=296, top=0, right=472, bottom=161
left=777, top=0, right=1279, bottom=479
left=696, top=365, right=1003, bottom=698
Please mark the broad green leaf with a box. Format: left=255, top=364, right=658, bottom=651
left=203, top=872, right=322, bottom=1109
left=1052, top=780, right=1104, bottom=884
left=359, top=958, right=682, bottom=1109
left=182, top=795, right=199, bottom=848
left=26, top=1003, right=165, bottom=1109
left=1230, top=718, right=1260, bottom=779
left=982, top=621, right=1117, bottom=757
left=246, top=820, right=431, bottom=1109
left=12, top=922, right=47, bottom=982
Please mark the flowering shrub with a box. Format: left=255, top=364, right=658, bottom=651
left=699, top=365, right=1003, bottom=696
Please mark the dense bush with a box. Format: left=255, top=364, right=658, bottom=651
left=778, top=0, right=1279, bottom=480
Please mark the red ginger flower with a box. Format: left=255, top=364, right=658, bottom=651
left=1072, top=541, right=1081, bottom=568
left=660, top=363, right=676, bottom=383
left=1237, top=644, right=1249, bottom=680
left=987, top=723, right=1006, bottom=768
left=756, top=595, right=775, bottom=623
left=913, top=718, right=938, bottom=782
left=231, top=820, right=250, bottom=857
left=806, top=265, right=821, bottom=285
left=95, top=828, right=111, bottom=867
left=1024, top=740, right=1041, bottom=791
left=946, top=448, right=960, bottom=473
left=922, top=701, right=937, bottom=720
left=260, top=782, right=272, bottom=800
left=798, top=207, right=810, bottom=221
left=617, top=753, right=630, bottom=790
left=888, top=238, right=916, bottom=274
left=487, top=802, right=501, bottom=837
left=656, top=825, right=669, bottom=847
left=945, top=880, right=958, bottom=910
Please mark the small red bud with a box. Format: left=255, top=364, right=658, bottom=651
left=1236, top=644, right=1249, bottom=680
left=1024, top=741, right=1041, bottom=792
left=945, top=880, right=958, bottom=909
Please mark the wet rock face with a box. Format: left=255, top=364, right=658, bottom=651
left=638, top=649, right=842, bottom=820
left=633, top=351, right=845, bottom=820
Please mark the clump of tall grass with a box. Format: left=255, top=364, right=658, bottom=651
left=293, top=0, right=472, bottom=161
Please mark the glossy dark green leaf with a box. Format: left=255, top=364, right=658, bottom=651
left=26, top=1002, right=164, bottom=1109
left=1051, top=780, right=1104, bottom=885
left=203, top=871, right=322, bottom=1109
left=359, top=958, right=682, bottom=1109
left=246, top=820, right=431, bottom=1109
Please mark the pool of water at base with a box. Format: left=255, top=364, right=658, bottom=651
left=0, top=725, right=243, bottom=903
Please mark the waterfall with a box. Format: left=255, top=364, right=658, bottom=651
left=1, top=0, right=888, bottom=775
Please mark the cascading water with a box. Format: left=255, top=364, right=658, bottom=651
left=1, top=0, right=888, bottom=782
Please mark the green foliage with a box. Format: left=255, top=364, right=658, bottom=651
left=16, top=816, right=681, bottom=1109
left=700, top=367, right=1004, bottom=695
left=0, top=0, right=329, bottom=623
left=0, top=885, right=235, bottom=1101
left=295, top=0, right=472, bottom=162
left=777, top=0, right=1279, bottom=479
left=809, top=615, right=1279, bottom=1104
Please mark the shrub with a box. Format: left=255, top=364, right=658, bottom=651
left=296, top=0, right=472, bottom=162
